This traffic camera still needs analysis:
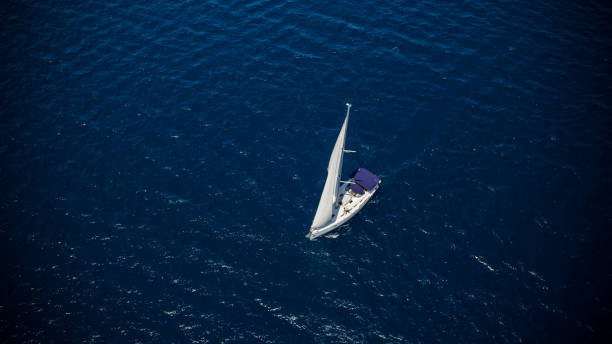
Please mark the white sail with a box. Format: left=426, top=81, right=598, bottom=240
left=311, top=104, right=351, bottom=229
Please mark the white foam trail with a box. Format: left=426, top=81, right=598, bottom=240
left=472, top=255, right=495, bottom=272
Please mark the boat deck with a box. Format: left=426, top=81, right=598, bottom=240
left=308, top=181, right=380, bottom=240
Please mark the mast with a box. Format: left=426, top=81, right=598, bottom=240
left=334, top=103, right=351, bottom=207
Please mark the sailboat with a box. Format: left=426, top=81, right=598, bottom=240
left=306, top=103, right=381, bottom=240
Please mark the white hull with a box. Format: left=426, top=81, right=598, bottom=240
left=307, top=180, right=381, bottom=240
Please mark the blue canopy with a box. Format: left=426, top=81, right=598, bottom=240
left=348, top=168, right=379, bottom=194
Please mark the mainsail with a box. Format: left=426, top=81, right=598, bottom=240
left=311, top=104, right=351, bottom=230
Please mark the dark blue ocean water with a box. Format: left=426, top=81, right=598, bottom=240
left=2, top=1, right=612, bottom=343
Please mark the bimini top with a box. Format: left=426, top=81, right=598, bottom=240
left=348, top=167, right=380, bottom=194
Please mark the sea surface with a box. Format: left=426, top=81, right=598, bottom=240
left=1, top=1, right=611, bottom=343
